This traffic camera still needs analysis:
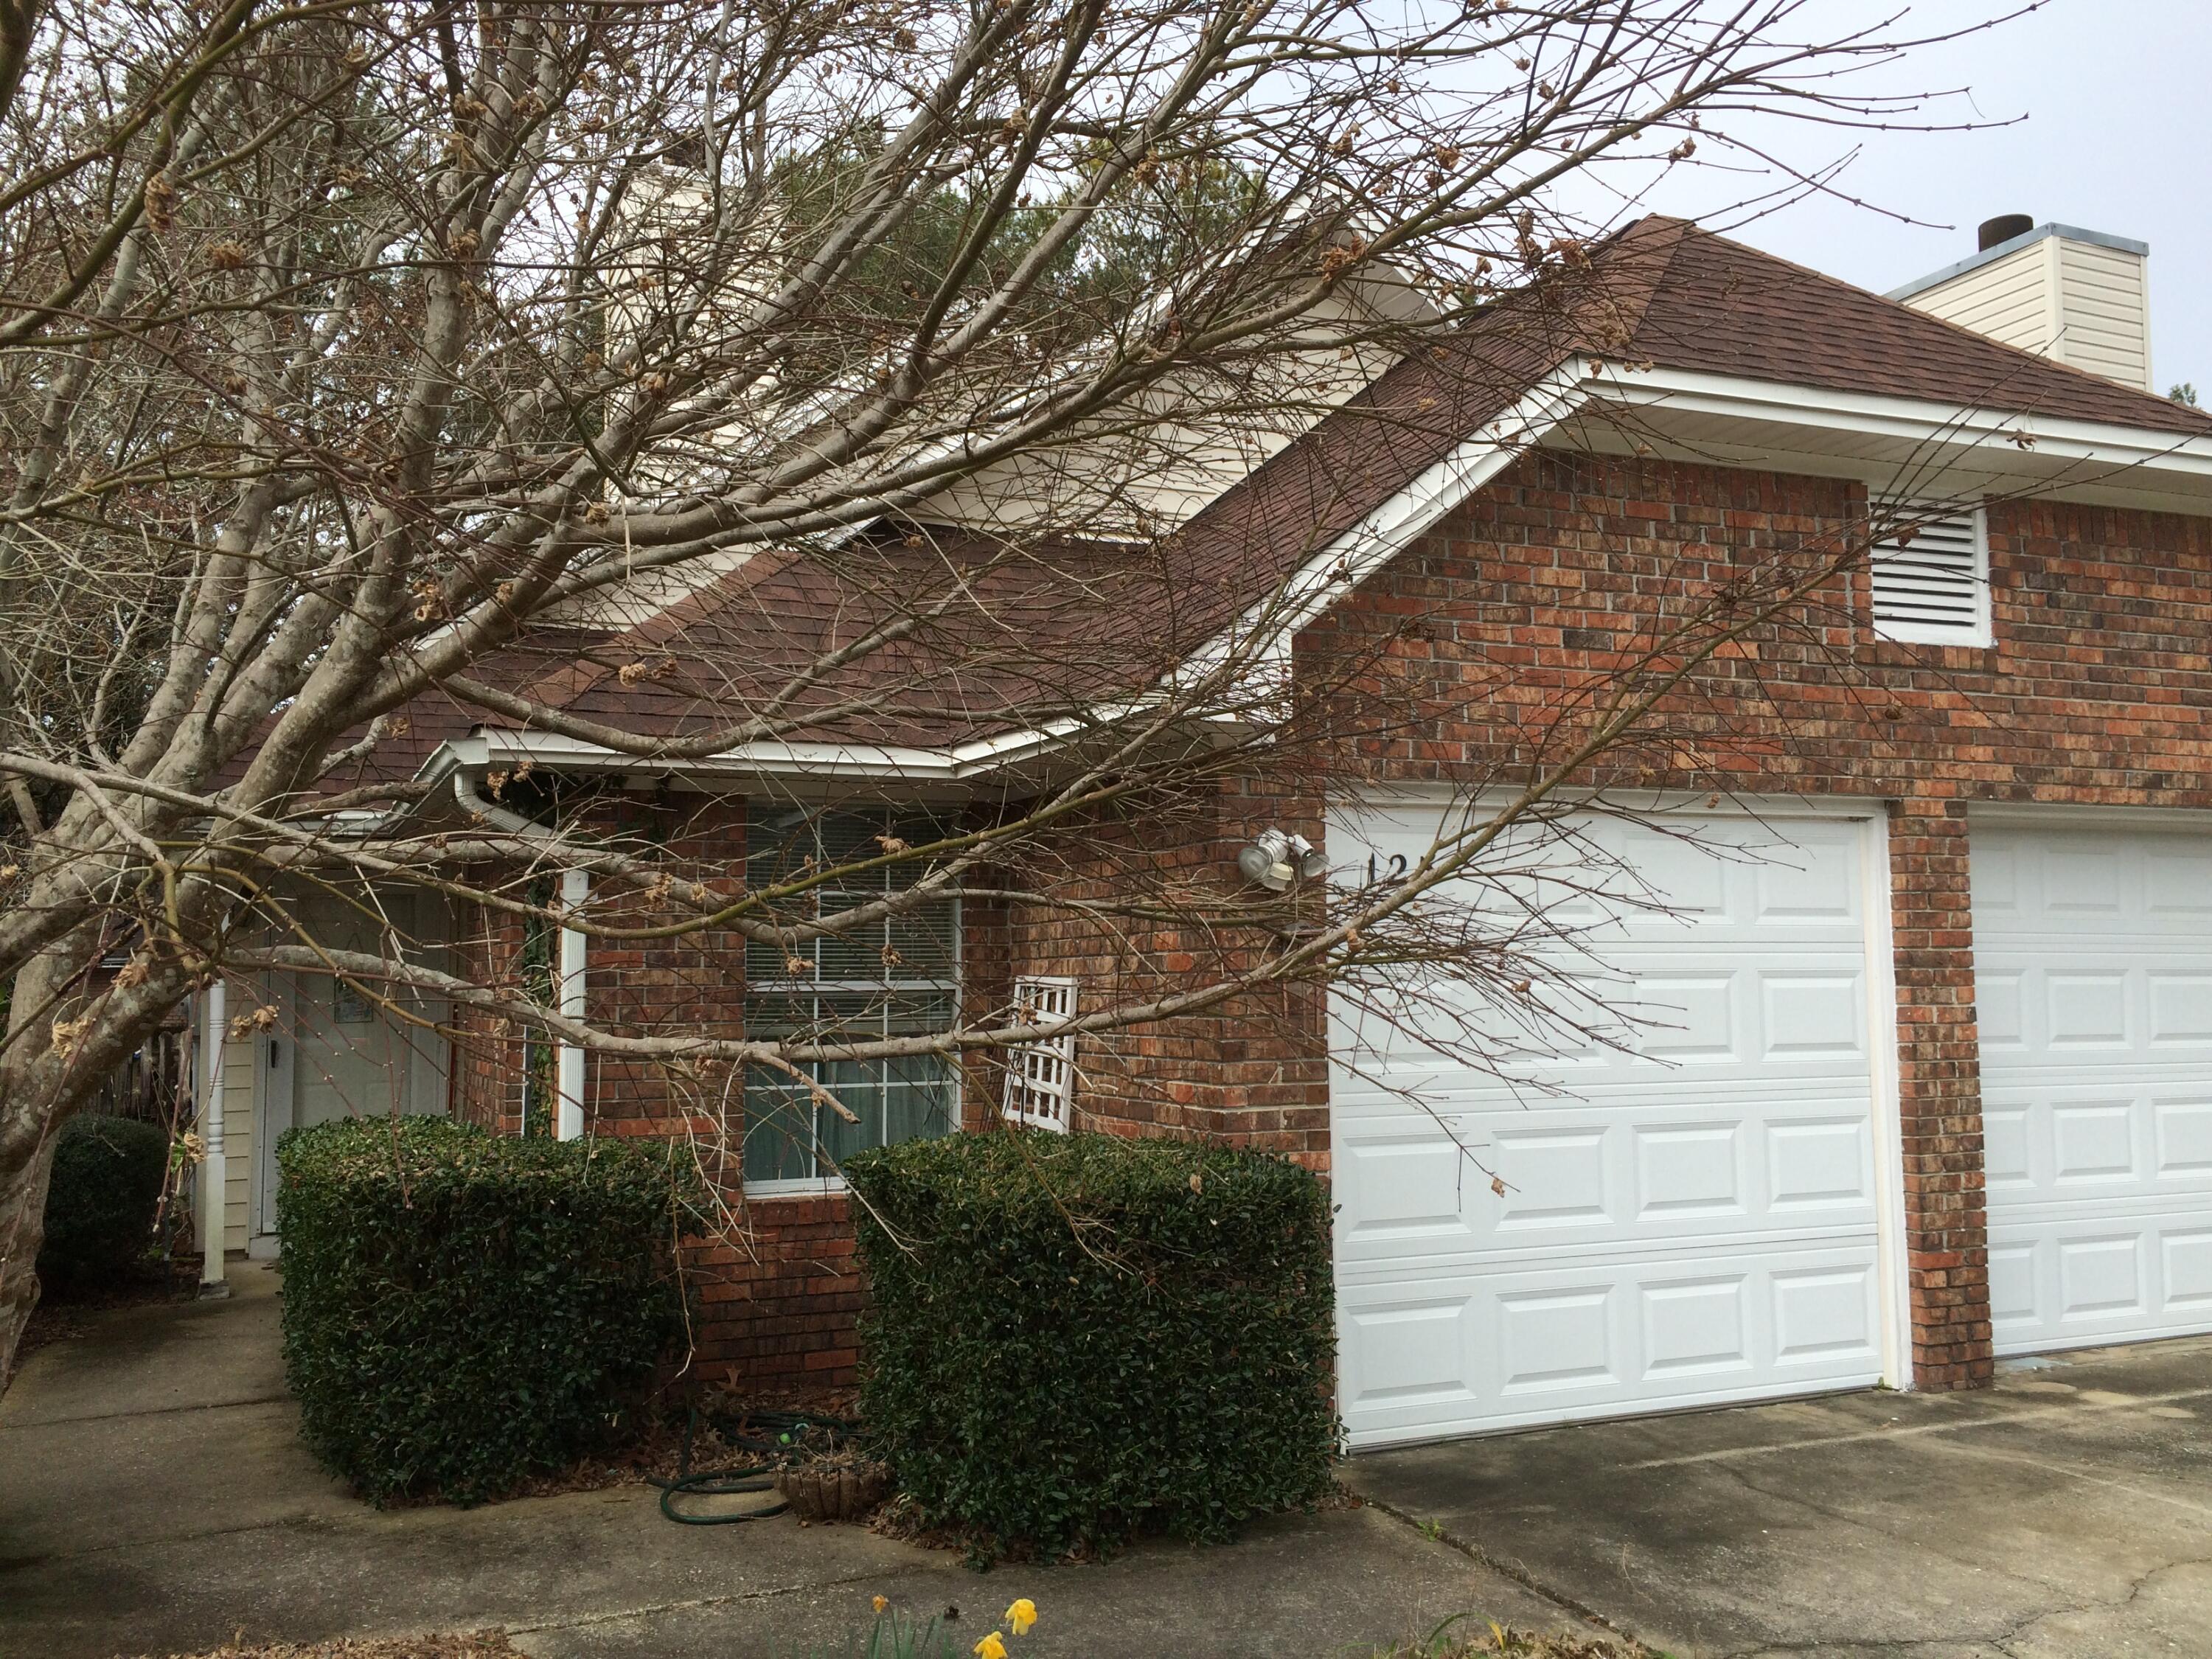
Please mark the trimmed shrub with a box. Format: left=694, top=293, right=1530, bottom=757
left=38, top=1113, right=170, bottom=1293
left=845, top=1130, right=1337, bottom=1561
left=276, top=1116, right=700, bottom=1505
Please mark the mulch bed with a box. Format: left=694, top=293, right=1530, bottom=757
left=493, top=1384, right=861, bottom=1502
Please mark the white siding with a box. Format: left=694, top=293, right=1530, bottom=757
left=1898, top=229, right=2152, bottom=392
left=2054, top=238, right=2152, bottom=390
left=221, top=1021, right=255, bottom=1251
left=1899, top=243, right=2055, bottom=361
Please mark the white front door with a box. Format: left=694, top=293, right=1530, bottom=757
left=1329, top=801, right=1892, bottom=1449
left=254, top=892, right=452, bottom=1237
left=1972, top=821, right=2212, bottom=1355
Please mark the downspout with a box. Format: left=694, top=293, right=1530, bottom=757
left=198, top=979, right=229, bottom=1297
left=452, top=773, right=589, bottom=1140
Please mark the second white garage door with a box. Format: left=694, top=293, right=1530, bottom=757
left=1329, top=801, right=1893, bottom=1449
left=1972, top=821, right=2212, bottom=1356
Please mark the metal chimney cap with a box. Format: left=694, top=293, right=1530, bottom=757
left=1978, top=214, right=2034, bottom=252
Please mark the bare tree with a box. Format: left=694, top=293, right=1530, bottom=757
left=0, top=0, right=2006, bottom=1374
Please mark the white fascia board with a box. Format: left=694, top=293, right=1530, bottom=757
left=414, top=703, right=1155, bottom=788
left=1594, top=366, right=2212, bottom=485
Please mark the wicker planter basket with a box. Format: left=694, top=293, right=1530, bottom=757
left=774, top=1458, right=891, bottom=1523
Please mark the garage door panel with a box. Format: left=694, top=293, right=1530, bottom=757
left=1332, top=1092, right=1876, bottom=1270
left=1339, top=960, right=1868, bottom=1085
left=1980, top=1086, right=2212, bottom=1206
left=1977, top=821, right=2212, bottom=1357
left=1337, top=1243, right=1881, bottom=1447
left=1331, top=804, right=1884, bottom=1444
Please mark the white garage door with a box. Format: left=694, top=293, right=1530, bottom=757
left=1972, top=822, right=2212, bottom=1356
left=1329, top=803, right=1891, bottom=1449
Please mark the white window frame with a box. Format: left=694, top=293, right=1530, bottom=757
left=742, top=813, right=964, bottom=1198
left=1002, top=975, right=1078, bottom=1132
left=1868, top=497, right=1993, bottom=647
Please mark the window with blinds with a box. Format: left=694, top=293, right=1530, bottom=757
left=1869, top=499, right=1991, bottom=645
left=742, top=807, right=959, bottom=1189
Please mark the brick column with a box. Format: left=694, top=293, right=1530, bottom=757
left=1888, top=799, right=1994, bottom=1388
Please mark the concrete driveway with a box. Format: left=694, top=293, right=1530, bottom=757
left=1344, top=1338, right=2212, bottom=1658
left=0, top=1265, right=1603, bottom=1659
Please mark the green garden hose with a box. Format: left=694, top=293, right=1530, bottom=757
left=648, top=1406, right=859, bottom=1525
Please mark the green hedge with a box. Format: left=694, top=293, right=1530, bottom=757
left=845, top=1130, right=1337, bottom=1561
left=276, top=1116, right=700, bottom=1506
left=38, top=1113, right=170, bottom=1293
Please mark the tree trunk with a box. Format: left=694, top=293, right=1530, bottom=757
left=0, top=1127, right=60, bottom=1387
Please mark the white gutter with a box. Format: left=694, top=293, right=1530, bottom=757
left=451, top=772, right=589, bottom=1140
left=198, top=981, right=229, bottom=1297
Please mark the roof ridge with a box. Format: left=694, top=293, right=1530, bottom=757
left=1576, top=214, right=1691, bottom=356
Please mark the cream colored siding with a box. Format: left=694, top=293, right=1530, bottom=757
left=221, top=1022, right=254, bottom=1250
left=2053, top=238, right=2152, bottom=389
left=919, top=292, right=1402, bottom=537
left=192, top=977, right=260, bottom=1253
left=1896, top=226, right=2152, bottom=392
left=1898, top=242, right=2056, bottom=360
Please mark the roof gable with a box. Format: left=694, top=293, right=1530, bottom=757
left=1609, top=218, right=2212, bottom=437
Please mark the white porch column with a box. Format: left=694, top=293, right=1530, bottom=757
left=554, top=869, right=589, bottom=1141
left=199, top=980, right=229, bottom=1296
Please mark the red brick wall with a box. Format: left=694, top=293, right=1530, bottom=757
left=998, top=782, right=1332, bottom=1167
left=1296, top=452, right=2212, bottom=1388
left=998, top=452, right=2212, bottom=1392
left=447, top=453, right=2212, bottom=1398
left=449, top=895, right=532, bottom=1135
left=1887, top=799, right=1992, bottom=1387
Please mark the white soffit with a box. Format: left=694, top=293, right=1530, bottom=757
left=1565, top=365, right=2212, bottom=517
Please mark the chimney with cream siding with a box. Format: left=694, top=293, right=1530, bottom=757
left=1888, top=219, right=2154, bottom=392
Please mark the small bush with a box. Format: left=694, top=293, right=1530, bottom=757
left=845, top=1130, right=1337, bottom=1562
left=38, top=1113, right=170, bottom=1294
left=276, top=1116, right=700, bottom=1505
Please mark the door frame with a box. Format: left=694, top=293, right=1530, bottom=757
left=1324, top=785, right=1916, bottom=1419
left=249, top=970, right=296, bottom=1245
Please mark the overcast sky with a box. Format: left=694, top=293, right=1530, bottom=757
left=1602, top=1, right=2206, bottom=398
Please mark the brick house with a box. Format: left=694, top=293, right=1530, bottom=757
left=195, top=214, right=2212, bottom=1448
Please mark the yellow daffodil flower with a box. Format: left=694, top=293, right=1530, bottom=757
left=973, top=1632, right=1008, bottom=1659
left=1004, top=1599, right=1037, bottom=1635
left=872, top=1595, right=888, bottom=1614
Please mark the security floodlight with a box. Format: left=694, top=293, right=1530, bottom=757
left=1238, top=828, right=1326, bottom=891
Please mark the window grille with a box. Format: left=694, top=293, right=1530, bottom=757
left=742, top=808, right=959, bottom=1188
left=1870, top=498, right=1990, bottom=644
left=1002, top=975, right=1077, bottom=1133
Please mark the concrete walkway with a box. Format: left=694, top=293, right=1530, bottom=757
left=1345, top=1337, right=2212, bottom=1658
left=0, top=1265, right=1604, bottom=1659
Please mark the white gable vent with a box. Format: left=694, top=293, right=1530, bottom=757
left=1869, top=499, right=1990, bottom=646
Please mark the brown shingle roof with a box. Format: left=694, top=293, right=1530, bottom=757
left=339, top=216, right=2212, bottom=782
left=1604, top=217, right=2212, bottom=435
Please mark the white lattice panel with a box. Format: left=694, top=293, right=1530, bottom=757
left=1004, top=975, right=1077, bottom=1132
